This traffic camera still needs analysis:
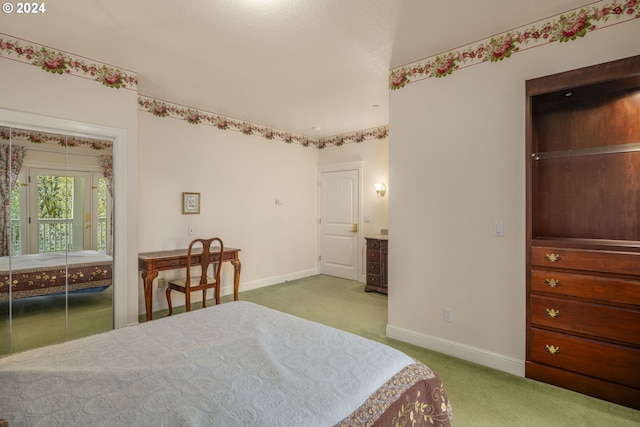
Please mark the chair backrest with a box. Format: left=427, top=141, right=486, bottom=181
left=185, top=237, right=224, bottom=286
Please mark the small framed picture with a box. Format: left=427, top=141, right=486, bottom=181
left=182, top=192, right=200, bottom=214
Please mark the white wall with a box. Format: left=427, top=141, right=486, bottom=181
left=388, top=24, right=640, bottom=375
left=137, top=112, right=320, bottom=313
left=0, top=59, right=139, bottom=327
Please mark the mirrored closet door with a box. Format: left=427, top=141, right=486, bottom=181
left=0, top=125, right=114, bottom=355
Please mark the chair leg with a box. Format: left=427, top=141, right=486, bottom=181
left=185, top=291, right=191, bottom=312
left=166, top=287, right=173, bottom=316
left=215, top=285, right=220, bottom=305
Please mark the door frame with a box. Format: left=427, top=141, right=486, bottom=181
left=318, top=162, right=364, bottom=282
left=0, top=108, right=133, bottom=328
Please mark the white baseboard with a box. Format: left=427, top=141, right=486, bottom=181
left=386, top=324, right=525, bottom=377
left=221, top=267, right=319, bottom=294
left=147, top=268, right=319, bottom=314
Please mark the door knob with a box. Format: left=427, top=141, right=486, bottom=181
left=351, top=223, right=358, bottom=233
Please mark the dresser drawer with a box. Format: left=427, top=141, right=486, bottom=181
left=530, top=269, right=640, bottom=305
left=367, top=262, right=380, bottom=274
left=366, top=239, right=380, bottom=250
left=367, top=249, right=380, bottom=262
left=531, top=246, right=640, bottom=276
left=529, top=328, right=640, bottom=388
left=530, top=295, right=640, bottom=345
left=367, top=274, right=381, bottom=286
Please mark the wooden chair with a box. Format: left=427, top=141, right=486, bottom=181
left=166, top=237, right=224, bottom=315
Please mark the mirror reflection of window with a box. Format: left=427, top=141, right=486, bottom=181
left=37, top=174, right=74, bottom=253
left=30, top=171, right=87, bottom=254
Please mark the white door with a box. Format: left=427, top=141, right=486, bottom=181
left=319, top=169, right=360, bottom=280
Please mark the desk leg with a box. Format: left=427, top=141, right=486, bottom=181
left=231, top=259, right=241, bottom=301
left=140, top=270, right=158, bottom=321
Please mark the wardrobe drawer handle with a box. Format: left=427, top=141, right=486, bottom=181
left=545, top=344, right=560, bottom=355
left=545, top=308, right=561, bottom=318
left=545, top=253, right=561, bottom=263
left=545, top=278, right=561, bottom=288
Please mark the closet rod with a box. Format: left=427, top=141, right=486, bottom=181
left=532, top=142, right=640, bottom=160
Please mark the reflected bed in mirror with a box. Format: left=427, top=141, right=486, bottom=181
left=0, top=250, right=112, bottom=300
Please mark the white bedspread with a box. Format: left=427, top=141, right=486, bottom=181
left=0, top=301, right=413, bottom=426
left=0, top=250, right=111, bottom=272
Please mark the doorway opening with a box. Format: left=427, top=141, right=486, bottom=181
left=318, top=163, right=363, bottom=281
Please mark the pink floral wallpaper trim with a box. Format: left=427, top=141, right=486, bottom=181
left=0, top=33, right=137, bottom=89
left=4, top=1, right=635, bottom=146
left=389, top=0, right=640, bottom=90
left=0, top=126, right=113, bottom=151
left=138, top=96, right=389, bottom=149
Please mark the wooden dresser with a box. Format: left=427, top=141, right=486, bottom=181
left=525, top=55, right=640, bottom=409
left=365, top=236, right=387, bottom=294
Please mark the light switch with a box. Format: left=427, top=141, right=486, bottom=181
left=493, top=221, right=504, bottom=237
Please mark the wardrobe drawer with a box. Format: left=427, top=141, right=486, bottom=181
left=531, top=246, right=640, bottom=276
left=529, top=328, right=640, bottom=388
left=530, top=269, right=640, bottom=305
left=530, top=295, right=640, bottom=345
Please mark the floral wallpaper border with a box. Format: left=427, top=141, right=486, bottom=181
left=1, top=1, right=637, bottom=147
left=0, top=126, right=113, bottom=151
left=137, top=95, right=389, bottom=149
left=389, top=0, right=640, bottom=90
left=0, top=33, right=137, bottom=89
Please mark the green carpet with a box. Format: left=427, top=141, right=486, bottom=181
left=0, top=287, right=113, bottom=355
left=3, top=275, right=639, bottom=426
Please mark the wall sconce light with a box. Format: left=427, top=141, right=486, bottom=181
left=375, top=183, right=386, bottom=197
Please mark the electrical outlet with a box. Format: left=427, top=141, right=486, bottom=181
left=158, top=278, right=166, bottom=288
left=444, top=307, right=454, bottom=323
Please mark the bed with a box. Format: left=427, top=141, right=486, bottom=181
left=0, top=250, right=112, bottom=301
left=0, top=301, right=452, bottom=426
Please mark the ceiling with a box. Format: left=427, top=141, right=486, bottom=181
left=1, top=0, right=588, bottom=138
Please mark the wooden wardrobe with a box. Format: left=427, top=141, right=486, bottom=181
left=525, top=55, right=640, bottom=409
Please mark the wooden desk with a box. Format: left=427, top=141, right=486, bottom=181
left=138, top=247, right=241, bottom=321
